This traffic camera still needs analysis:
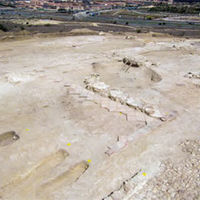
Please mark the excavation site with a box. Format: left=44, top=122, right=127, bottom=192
left=0, top=20, right=200, bottom=200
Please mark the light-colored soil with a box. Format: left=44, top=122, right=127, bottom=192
left=10, top=19, right=65, bottom=26
left=0, top=32, right=199, bottom=200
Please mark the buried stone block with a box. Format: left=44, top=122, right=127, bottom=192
left=84, top=74, right=110, bottom=96
left=108, top=89, right=128, bottom=104
left=126, top=97, right=143, bottom=110
left=90, top=82, right=110, bottom=96
left=143, top=105, right=166, bottom=121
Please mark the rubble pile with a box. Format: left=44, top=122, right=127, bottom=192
left=84, top=74, right=110, bottom=97
left=184, top=72, right=200, bottom=79
left=122, top=57, right=140, bottom=68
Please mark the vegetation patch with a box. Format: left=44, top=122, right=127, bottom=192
left=149, top=3, right=200, bottom=14
left=0, top=23, right=8, bottom=32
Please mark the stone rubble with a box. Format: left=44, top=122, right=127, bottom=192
left=84, top=74, right=167, bottom=121
left=184, top=72, right=200, bottom=79
left=130, top=139, right=200, bottom=200
left=122, top=57, right=140, bottom=68
left=103, top=139, right=200, bottom=200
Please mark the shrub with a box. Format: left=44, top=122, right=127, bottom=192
left=146, top=16, right=152, bottom=20
left=57, top=8, right=67, bottom=13
left=136, top=29, right=141, bottom=33
left=20, top=26, right=25, bottom=30
left=0, top=24, right=8, bottom=32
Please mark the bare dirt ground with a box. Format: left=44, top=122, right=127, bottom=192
left=0, top=31, right=200, bottom=200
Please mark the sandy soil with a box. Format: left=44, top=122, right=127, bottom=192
left=0, top=32, right=199, bottom=200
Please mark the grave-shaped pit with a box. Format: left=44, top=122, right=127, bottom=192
left=37, top=161, right=89, bottom=198
left=0, top=131, right=19, bottom=147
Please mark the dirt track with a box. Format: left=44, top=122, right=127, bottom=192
left=0, top=31, right=200, bottom=200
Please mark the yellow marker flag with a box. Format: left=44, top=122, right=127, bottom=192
left=142, top=172, right=147, bottom=176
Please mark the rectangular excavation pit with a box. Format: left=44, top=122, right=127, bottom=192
left=37, top=161, right=89, bottom=198
left=0, top=149, right=69, bottom=197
